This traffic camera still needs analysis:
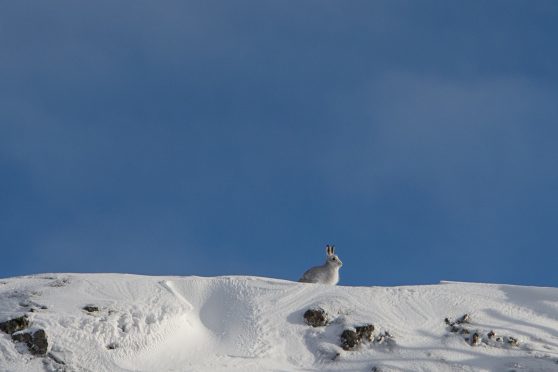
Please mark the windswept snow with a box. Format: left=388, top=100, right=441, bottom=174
left=1, top=274, right=558, bottom=371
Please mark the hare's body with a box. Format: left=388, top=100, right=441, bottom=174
left=299, top=263, right=340, bottom=285
left=299, top=245, right=342, bottom=285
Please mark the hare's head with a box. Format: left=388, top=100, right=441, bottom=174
left=325, top=244, right=343, bottom=267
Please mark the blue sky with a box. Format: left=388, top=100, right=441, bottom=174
left=1, top=1, right=557, bottom=286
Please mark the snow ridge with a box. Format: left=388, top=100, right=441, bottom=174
left=1, top=274, right=558, bottom=371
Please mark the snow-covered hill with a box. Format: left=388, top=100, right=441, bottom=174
left=1, top=274, right=557, bottom=371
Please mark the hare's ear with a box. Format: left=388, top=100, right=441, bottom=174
left=331, top=245, right=335, bottom=255
left=326, top=244, right=333, bottom=256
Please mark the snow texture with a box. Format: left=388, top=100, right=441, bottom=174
left=1, top=274, right=558, bottom=371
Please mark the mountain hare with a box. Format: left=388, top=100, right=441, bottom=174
left=299, top=244, right=343, bottom=285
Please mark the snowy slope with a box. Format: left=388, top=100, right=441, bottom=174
left=1, top=274, right=558, bottom=372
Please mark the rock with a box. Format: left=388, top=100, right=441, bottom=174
left=0, top=316, right=29, bottom=334
left=470, top=332, right=480, bottom=346
left=445, top=315, right=472, bottom=339
left=82, top=305, right=100, bottom=313
left=444, top=315, right=521, bottom=351
left=11, top=331, right=31, bottom=344
left=30, top=329, right=49, bottom=355
left=340, top=329, right=360, bottom=350
left=445, top=314, right=471, bottom=327
left=47, top=352, right=66, bottom=365
left=355, top=324, right=375, bottom=342
left=303, top=308, right=328, bottom=327
left=12, top=329, right=48, bottom=355
left=456, top=314, right=471, bottom=324
left=341, top=324, right=386, bottom=350
left=50, top=278, right=70, bottom=287
left=106, top=342, right=118, bottom=350
left=449, top=325, right=460, bottom=333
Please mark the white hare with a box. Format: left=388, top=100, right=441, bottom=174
left=298, top=244, right=343, bottom=285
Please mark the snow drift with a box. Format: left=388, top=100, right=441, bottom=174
left=1, top=274, right=558, bottom=371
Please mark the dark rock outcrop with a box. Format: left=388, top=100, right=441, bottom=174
left=341, top=324, right=387, bottom=350
left=12, top=329, right=48, bottom=355
left=47, top=352, right=66, bottom=365
left=507, top=336, right=519, bottom=346
left=470, top=332, right=481, bottom=346
left=0, top=315, right=29, bottom=334
left=303, top=308, right=329, bottom=327
left=340, top=329, right=360, bottom=350
left=355, top=324, right=375, bottom=342
left=444, top=314, right=519, bottom=348
left=82, top=305, right=100, bottom=313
